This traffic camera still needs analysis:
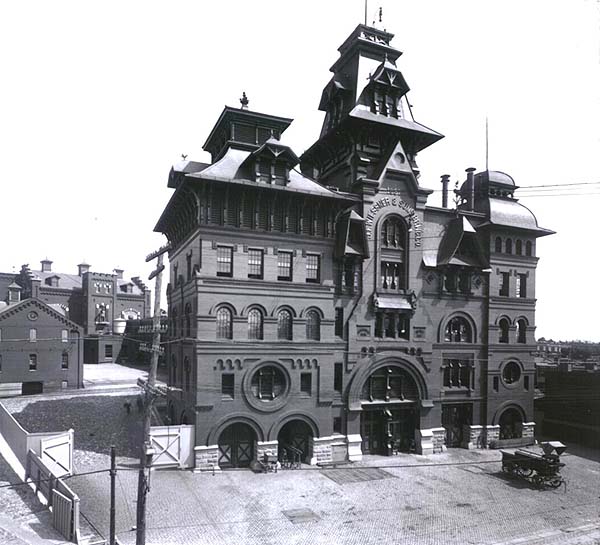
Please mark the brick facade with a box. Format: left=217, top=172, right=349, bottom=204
left=156, top=23, right=552, bottom=469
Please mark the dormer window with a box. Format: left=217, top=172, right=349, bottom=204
left=45, top=275, right=60, bottom=287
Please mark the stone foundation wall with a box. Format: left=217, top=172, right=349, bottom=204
left=309, top=436, right=335, bottom=465
left=462, top=425, right=484, bottom=449
left=431, top=427, right=446, bottom=452
left=254, top=440, right=278, bottom=461
left=194, top=445, right=220, bottom=472
left=416, top=428, right=434, bottom=455
left=522, top=422, right=535, bottom=440
left=346, top=434, right=363, bottom=461
left=485, top=425, right=500, bottom=447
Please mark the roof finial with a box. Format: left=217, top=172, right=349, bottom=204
left=364, top=0, right=368, bottom=25
left=240, top=92, right=249, bottom=110
left=379, top=6, right=383, bottom=23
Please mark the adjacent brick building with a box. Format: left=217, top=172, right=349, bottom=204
left=156, top=23, right=554, bottom=469
left=0, top=296, right=83, bottom=396
left=0, top=260, right=151, bottom=366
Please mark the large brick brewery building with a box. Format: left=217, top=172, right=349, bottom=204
left=156, top=22, right=553, bottom=469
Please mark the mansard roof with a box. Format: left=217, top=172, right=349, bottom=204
left=0, top=297, right=82, bottom=330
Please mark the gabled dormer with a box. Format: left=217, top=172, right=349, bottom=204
left=45, top=275, right=61, bottom=288
left=237, top=137, right=299, bottom=186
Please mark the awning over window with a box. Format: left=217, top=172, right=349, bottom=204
left=374, top=294, right=415, bottom=310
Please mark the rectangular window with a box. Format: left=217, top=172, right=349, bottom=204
left=29, top=329, right=37, bottom=343
left=29, top=354, right=37, bottom=371
left=247, top=249, right=264, bottom=279
left=62, top=352, right=69, bottom=369
left=334, top=363, right=343, bottom=393
left=493, top=376, right=499, bottom=392
left=499, top=272, right=510, bottom=297
left=61, top=330, right=69, bottom=343
left=335, top=308, right=344, bottom=338
left=186, top=253, right=192, bottom=281
left=300, top=373, right=312, bottom=395
left=0, top=354, right=2, bottom=372
left=216, top=246, right=233, bottom=277
left=277, top=251, right=293, bottom=281
left=333, top=417, right=342, bottom=434
left=105, top=344, right=113, bottom=358
left=524, top=375, right=530, bottom=390
left=0, top=328, right=2, bottom=342
left=443, top=359, right=472, bottom=388
left=221, top=374, right=234, bottom=399
left=306, top=254, right=320, bottom=283
left=516, top=274, right=527, bottom=298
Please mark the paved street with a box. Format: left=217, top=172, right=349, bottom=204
left=1, top=369, right=599, bottom=545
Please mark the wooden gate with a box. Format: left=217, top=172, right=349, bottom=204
left=52, top=489, right=73, bottom=540
left=41, top=433, right=73, bottom=477
left=149, top=425, right=194, bottom=468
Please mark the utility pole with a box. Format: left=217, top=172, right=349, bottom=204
left=109, top=446, right=116, bottom=545
left=135, top=243, right=170, bottom=545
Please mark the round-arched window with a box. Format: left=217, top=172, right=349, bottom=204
left=499, top=408, right=523, bottom=439
left=516, top=240, right=523, bottom=255
left=505, top=238, right=513, bottom=254
left=516, top=319, right=527, bottom=344
left=499, top=318, right=510, bottom=343
left=381, top=216, right=407, bottom=249
left=277, top=309, right=293, bottom=340
left=251, top=365, right=286, bottom=401
left=248, top=308, right=263, bottom=340
left=526, top=241, right=533, bottom=256
left=502, top=361, right=521, bottom=384
left=216, top=307, right=232, bottom=339
left=306, top=310, right=321, bottom=341
left=495, top=237, right=502, bottom=253
left=444, top=316, right=473, bottom=343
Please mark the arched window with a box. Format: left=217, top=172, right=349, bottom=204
left=499, top=318, right=510, bottom=343
left=216, top=307, right=233, bottom=339
left=525, top=241, right=533, bottom=256
left=171, top=309, right=178, bottom=338
left=306, top=310, right=321, bottom=341
left=381, top=216, right=406, bottom=249
left=516, top=319, right=527, bottom=344
left=444, top=316, right=473, bottom=343
left=171, top=355, right=177, bottom=386
left=505, top=238, right=513, bottom=254
left=184, top=357, right=191, bottom=391
left=248, top=308, right=263, bottom=340
left=277, top=309, right=293, bottom=340
left=185, top=303, right=192, bottom=338
left=495, top=237, right=502, bottom=253
left=516, top=240, right=522, bottom=255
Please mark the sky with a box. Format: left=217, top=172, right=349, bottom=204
left=1, top=0, right=599, bottom=341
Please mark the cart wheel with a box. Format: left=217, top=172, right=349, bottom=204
left=547, top=477, right=563, bottom=489
left=516, top=467, right=533, bottom=478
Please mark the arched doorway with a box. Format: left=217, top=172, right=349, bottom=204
left=278, top=420, right=313, bottom=464
left=360, top=365, right=419, bottom=455
left=499, top=408, right=523, bottom=440
left=218, top=423, right=257, bottom=468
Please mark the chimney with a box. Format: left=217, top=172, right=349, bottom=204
left=41, top=259, right=52, bottom=272
left=78, top=263, right=91, bottom=276
left=440, top=174, right=450, bottom=208
left=466, top=167, right=476, bottom=210
left=113, top=268, right=124, bottom=279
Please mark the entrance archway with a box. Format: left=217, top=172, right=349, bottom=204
left=499, top=408, right=523, bottom=440
left=218, top=423, right=257, bottom=468
left=359, top=365, right=419, bottom=455
left=278, top=420, right=312, bottom=463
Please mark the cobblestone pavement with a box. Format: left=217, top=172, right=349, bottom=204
left=3, top=389, right=599, bottom=545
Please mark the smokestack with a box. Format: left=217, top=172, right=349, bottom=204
left=440, top=174, right=450, bottom=208
left=466, top=167, right=476, bottom=210
left=113, top=268, right=124, bottom=279
left=41, top=259, right=52, bottom=272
